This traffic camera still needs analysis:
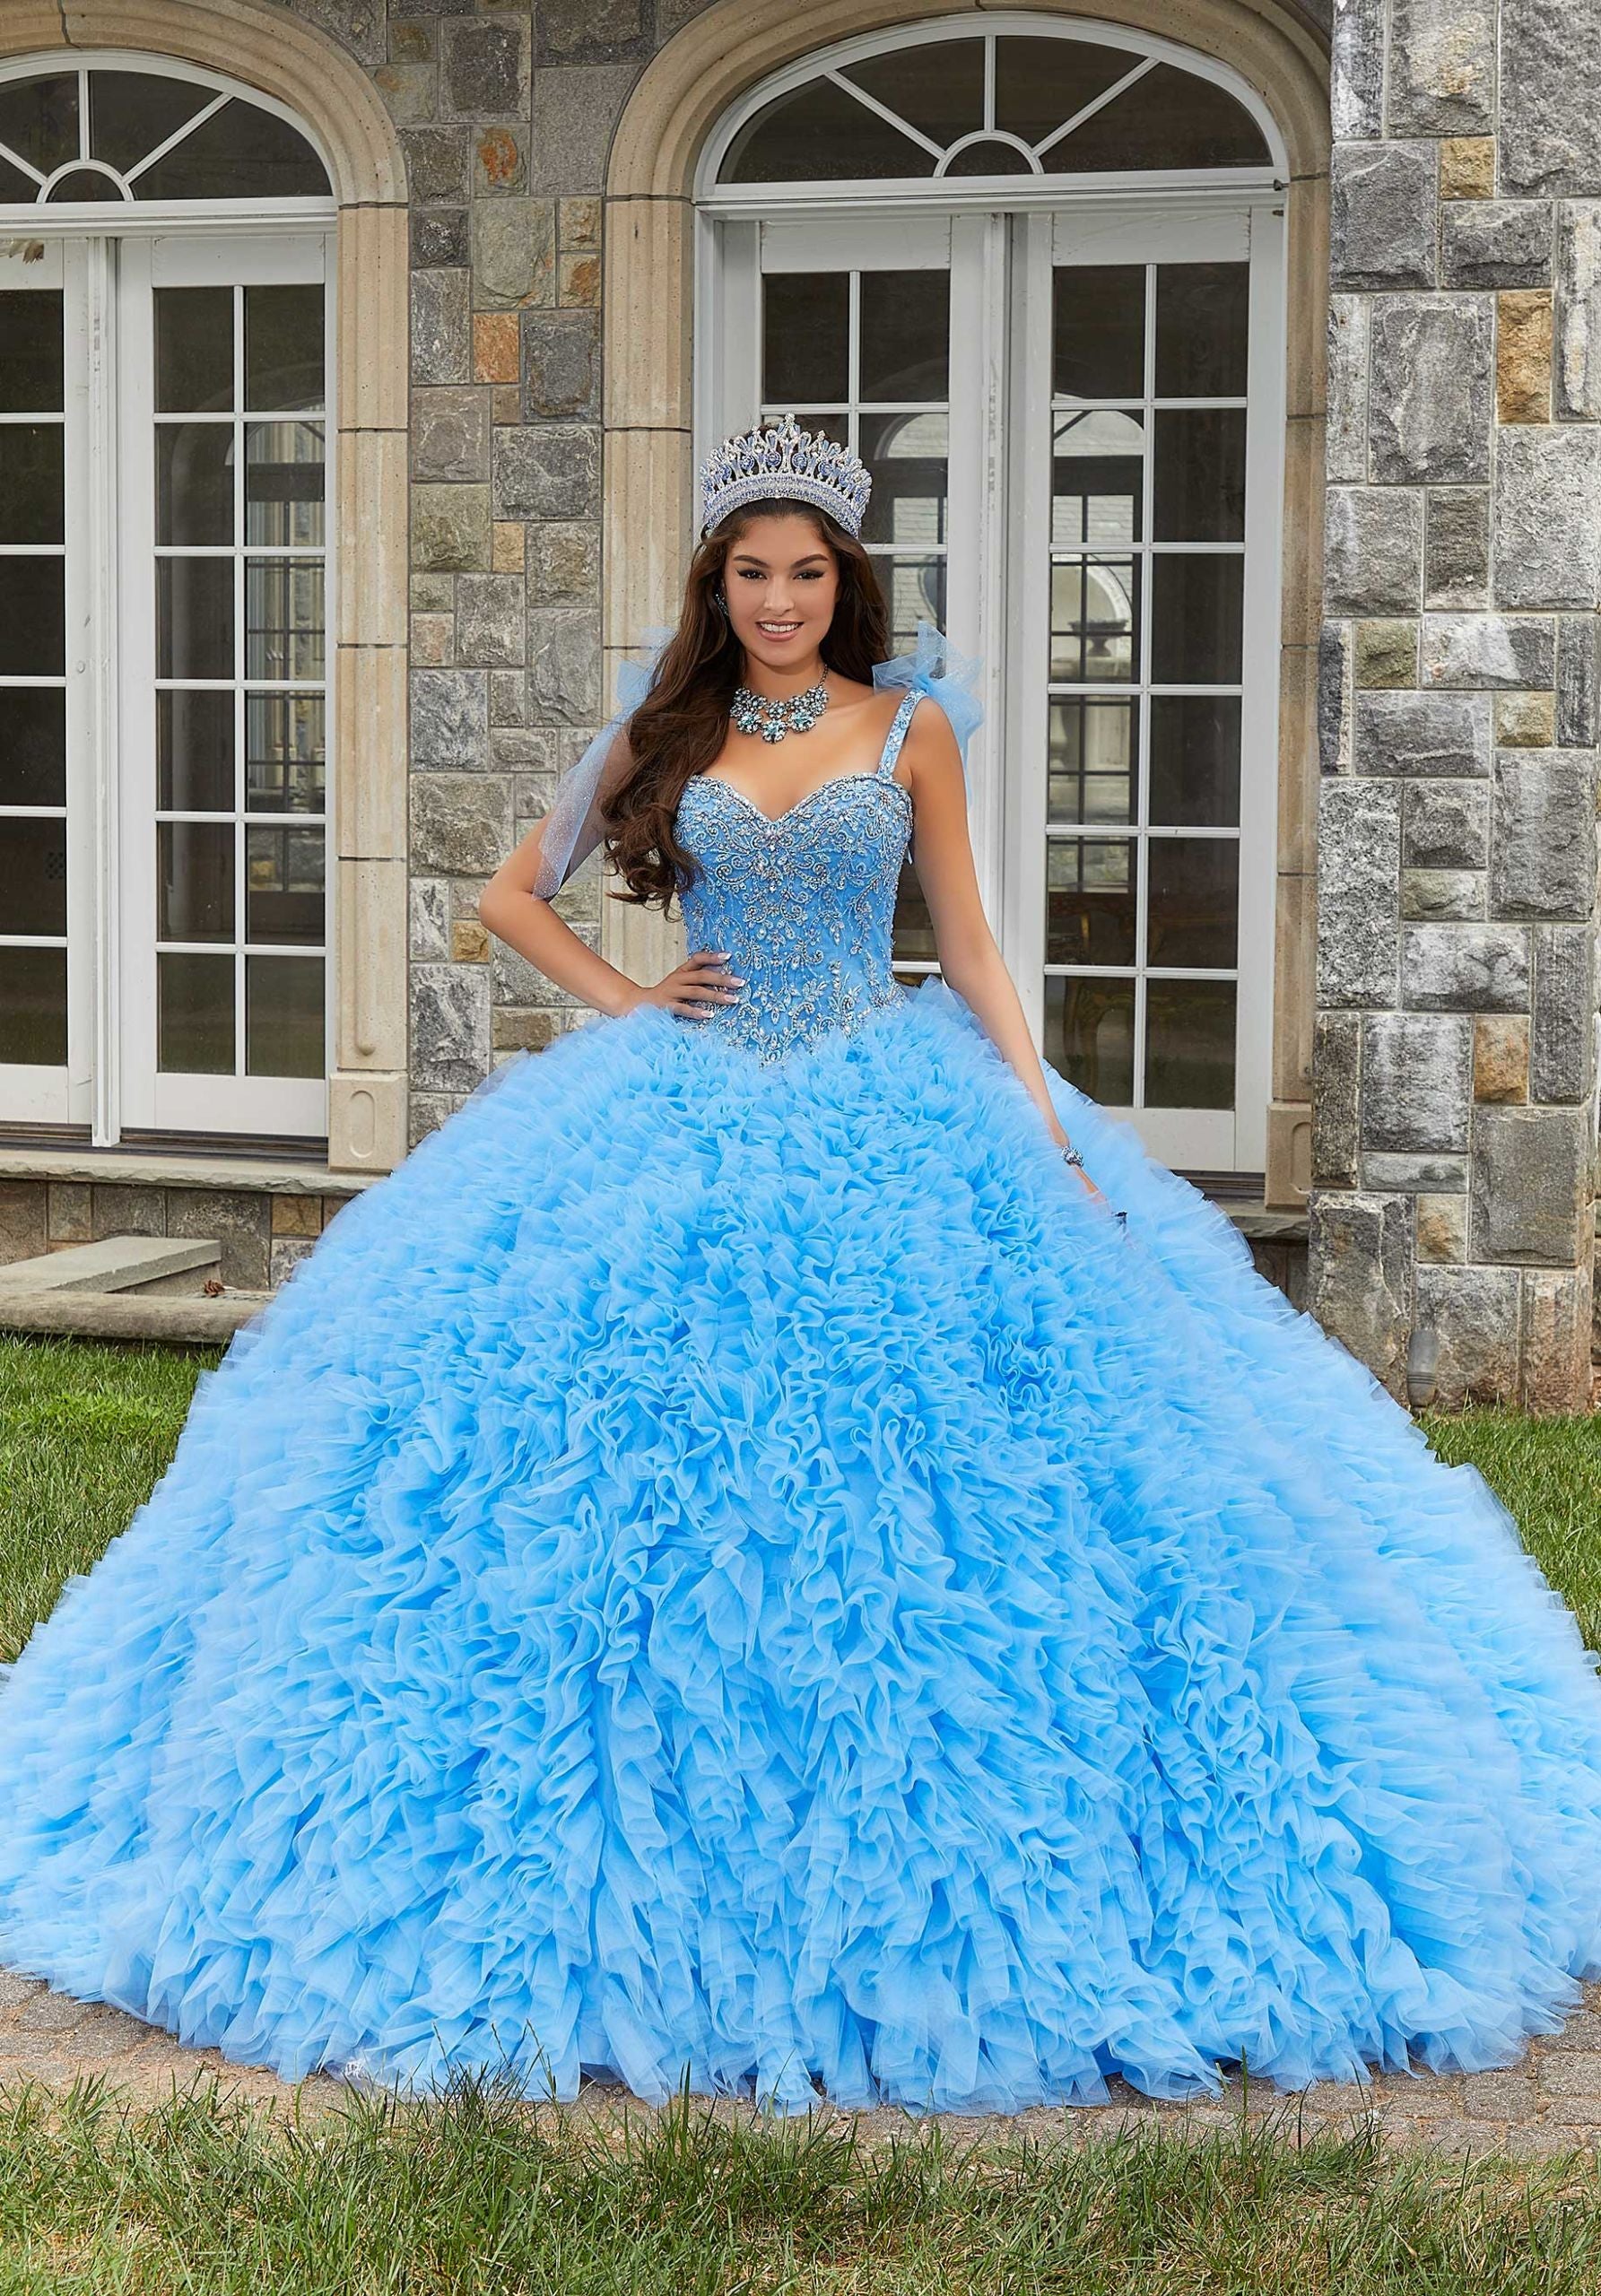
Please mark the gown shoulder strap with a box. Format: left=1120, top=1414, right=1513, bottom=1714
left=874, top=687, right=922, bottom=779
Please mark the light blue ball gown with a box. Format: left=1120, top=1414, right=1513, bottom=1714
left=2, top=637, right=1600, bottom=2118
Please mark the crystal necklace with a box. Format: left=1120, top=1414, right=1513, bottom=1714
left=730, top=678, right=830, bottom=744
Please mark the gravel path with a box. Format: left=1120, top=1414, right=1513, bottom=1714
left=4, top=1969, right=1601, bottom=2156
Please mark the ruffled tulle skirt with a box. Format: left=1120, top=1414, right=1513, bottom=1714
left=2, top=979, right=1600, bottom=2115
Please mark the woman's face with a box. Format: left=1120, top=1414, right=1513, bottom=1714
left=720, top=511, right=840, bottom=679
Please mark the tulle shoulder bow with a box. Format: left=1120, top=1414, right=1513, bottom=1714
left=872, top=622, right=984, bottom=790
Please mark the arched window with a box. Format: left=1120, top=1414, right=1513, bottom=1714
left=698, top=17, right=1284, bottom=1176
left=0, top=57, right=335, bottom=1151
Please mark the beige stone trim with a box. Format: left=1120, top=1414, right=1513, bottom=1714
left=604, top=0, right=1331, bottom=1152
left=1, top=2, right=412, bottom=1172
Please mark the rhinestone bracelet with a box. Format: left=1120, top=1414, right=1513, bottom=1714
left=1059, top=1142, right=1084, bottom=1170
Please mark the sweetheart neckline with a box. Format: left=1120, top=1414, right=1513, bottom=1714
left=685, top=770, right=913, bottom=831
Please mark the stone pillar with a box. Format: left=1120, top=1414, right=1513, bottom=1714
left=1310, top=0, right=1601, bottom=1413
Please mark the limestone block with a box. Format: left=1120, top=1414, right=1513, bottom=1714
left=1363, top=1151, right=1468, bottom=1188
left=527, top=608, right=601, bottom=726
left=1403, top=778, right=1490, bottom=867
left=1311, top=1010, right=1362, bottom=1185
left=1440, top=202, right=1552, bottom=288
left=1424, top=487, right=1490, bottom=607
left=1332, top=0, right=1384, bottom=136
left=410, top=668, right=489, bottom=770
left=1307, top=1190, right=1414, bottom=1398
left=1473, top=1012, right=1531, bottom=1098
left=410, top=265, right=471, bottom=387
left=1522, top=1265, right=1594, bottom=1412
left=1326, top=487, right=1423, bottom=615
left=471, top=199, right=556, bottom=312
left=1492, top=426, right=1601, bottom=610
left=520, top=309, right=601, bottom=420
left=1327, top=297, right=1370, bottom=483
left=527, top=521, right=601, bottom=606
left=492, top=424, right=600, bottom=520
left=1439, top=137, right=1495, bottom=199
left=1369, top=294, right=1492, bottom=483
left=167, top=1190, right=269, bottom=1291
left=1501, top=0, right=1601, bottom=196
left=410, top=483, right=491, bottom=574
left=1490, top=748, right=1598, bottom=918
left=1557, top=614, right=1601, bottom=744
left=1418, top=613, right=1555, bottom=689
left=1471, top=1104, right=1592, bottom=1263
left=1400, top=867, right=1484, bottom=918
left=410, top=963, right=492, bottom=1094
left=47, top=1182, right=91, bottom=1242
left=408, top=772, right=513, bottom=876
left=1331, top=143, right=1437, bottom=291
left=1388, top=0, right=1495, bottom=135
left=1414, top=1265, right=1521, bottom=1405
left=1318, top=622, right=1352, bottom=772
left=412, top=209, right=468, bottom=269
left=1318, top=779, right=1400, bottom=1007
left=1354, top=689, right=1492, bottom=776
left=489, top=669, right=526, bottom=726
left=1530, top=923, right=1597, bottom=1101
left=1416, top=1192, right=1469, bottom=1260
left=1497, top=291, right=1553, bottom=423
left=399, top=126, right=470, bottom=208
left=456, top=574, right=526, bottom=667
left=1355, top=620, right=1418, bottom=687
left=409, top=877, right=449, bottom=961
left=440, top=18, right=529, bottom=118
left=1555, top=202, right=1601, bottom=419
left=1361, top=1011, right=1473, bottom=1151
left=90, top=1185, right=163, bottom=1239
left=529, top=63, right=647, bottom=196
left=1493, top=691, right=1556, bottom=746
left=474, top=314, right=520, bottom=387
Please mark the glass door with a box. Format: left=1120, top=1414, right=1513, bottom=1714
left=0, top=238, right=91, bottom=1127
left=1007, top=206, right=1282, bottom=1170
left=117, top=232, right=330, bottom=1140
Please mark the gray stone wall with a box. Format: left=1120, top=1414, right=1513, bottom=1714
left=280, top=0, right=703, bottom=1146
left=1312, top=0, right=1601, bottom=1410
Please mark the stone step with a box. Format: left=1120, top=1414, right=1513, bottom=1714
left=0, top=1235, right=222, bottom=1299
left=0, top=1289, right=268, bottom=1344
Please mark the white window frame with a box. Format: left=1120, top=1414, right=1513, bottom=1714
left=0, top=51, right=336, bottom=1147
left=694, top=13, right=1287, bottom=1175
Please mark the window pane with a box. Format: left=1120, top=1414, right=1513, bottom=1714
left=1147, top=838, right=1238, bottom=969
left=0, top=422, right=63, bottom=544
left=0, top=293, right=62, bottom=413
left=995, top=38, right=1136, bottom=150
left=155, top=286, right=232, bottom=413
left=1052, top=410, right=1143, bottom=547
left=247, top=693, right=325, bottom=813
left=157, top=422, right=233, bottom=545
left=245, top=285, right=325, bottom=413
left=1051, top=65, right=1269, bottom=172
left=762, top=273, right=848, bottom=405
left=245, top=420, right=324, bottom=545
left=722, top=79, right=936, bottom=183
left=1150, top=555, right=1242, bottom=683
left=159, top=950, right=233, bottom=1073
left=90, top=69, right=212, bottom=175
left=1153, top=409, right=1245, bottom=542
left=0, top=686, right=65, bottom=805
left=843, top=39, right=983, bottom=146
left=159, top=689, right=233, bottom=812
left=1047, top=838, right=1135, bottom=965
left=0, top=74, right=78, bottom=175
left=1044, top=974, right=1134, bottom=1105
left=159, top=822, right=234, bottom=941
left=0, top=559, right=64, bottom=674
left=158, top=559, right=233, bottom=679
left=1148, top=695, right=1240, bottom=826
left=1048, top=699, right=1135, bottom=825
left=0, top=816, right=67, bottom=933
left=246, top=561, right=324, bottom=680
left=1053, top=265, right=1143, bottom=399
left=942, top=140, right=1034, bottom=178
left=879, top=554, right=945, bottom=655
left=1049, top=557, right=1138, bottom=683
left=0, top=946, right=66, bottom=1066
left=1154, top=263, right=1250, bottom=396
left=1145, top=978, right=1236, bottom=1109
left=43, top=168, right=121, bottom=204
left=891, top=857, right=936, bottom=965
left=859, top=269, right=948, bottom=401
left=860, top=411, right=946, bottom=547
left=246, top=953, right=324, bottom=1077
left=0, top=152, right=38, bottom=202
left=135, top=98, right=329, bottom=201
left=246, top=825, right=324, bottom=944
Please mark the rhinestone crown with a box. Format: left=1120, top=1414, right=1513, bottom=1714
left=698, top=412, right=873, bottom=540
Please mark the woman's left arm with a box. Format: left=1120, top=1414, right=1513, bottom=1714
left=901, top=700, right=1103, bottom=1198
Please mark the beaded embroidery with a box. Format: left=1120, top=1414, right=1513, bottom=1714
left=674, top=690, right=921, bottom=1064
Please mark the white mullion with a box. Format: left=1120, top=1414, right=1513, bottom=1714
left=0, top=137, right=46, bottom=186
left=83, top=235, right=120, bottom=1142
left=982, top=33, right=996, bottom=134
left=1130, top=259, right=1156, bottom=1111
left=1031, top=58, right=1157, bottom=164
left=233, top=280, right=246, bottom=1083
left=822, top=71, right=946, bottom=163
left=121, top=91, right=231, bottom=188
left=77, top=67, right=90, bottom=161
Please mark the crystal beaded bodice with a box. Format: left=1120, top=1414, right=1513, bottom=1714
left=673, top=689, right=920, bottom=1063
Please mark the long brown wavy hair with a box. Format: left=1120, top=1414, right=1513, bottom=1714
left=603, top=498, right=892, bottom=912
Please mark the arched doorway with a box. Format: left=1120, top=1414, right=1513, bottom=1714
left=696, top=17, right=1286, bottom=1172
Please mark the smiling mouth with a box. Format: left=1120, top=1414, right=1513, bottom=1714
left=757, top=622, right=804, bottom=637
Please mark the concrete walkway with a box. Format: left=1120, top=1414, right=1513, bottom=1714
left=4, top=1967, right=1601, bottom=2157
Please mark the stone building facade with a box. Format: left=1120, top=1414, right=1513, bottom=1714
left=1310, top=0, right=1601, bottom=1411
left=0, top=0, right=1596, bottom=1407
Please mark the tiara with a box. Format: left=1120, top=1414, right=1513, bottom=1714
left=698, top=412, right=873, bottom=539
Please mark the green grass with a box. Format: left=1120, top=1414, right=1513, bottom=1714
left=4, top=1339, right=1601, bottom=2290
left=0, top=2073, right=1598, bottom=2295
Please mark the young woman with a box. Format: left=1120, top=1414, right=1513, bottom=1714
left=0, top=416, right=1598, bottom=2118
